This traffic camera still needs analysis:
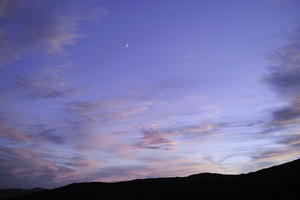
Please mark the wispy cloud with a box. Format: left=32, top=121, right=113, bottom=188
left=133, top=123, right=218, bottom=150
left=63, top=99, right=153, bottom=123
left=248, top=139, right=300, bottom=172
left=265, top=27, right=300, bottom=126
left=0, top=0, right=107, bottom=67
left=0, top=146, right=86, bottom=188
left=250, top=27, right=300, bottom=167
left=134, top=128, right=178, bottom=150
left=54, top=98, right=154, bottom=151
left=26, top=124, right=65, bottom=145
left=14, top=65, right=77, bottom=99
left=91, top=155, right=227, bottom=183
left=62, top=156, right=98, bottom=169
left=0, top=121, right=28, bottom=142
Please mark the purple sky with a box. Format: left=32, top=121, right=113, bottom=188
left=1, top=0, right=300, bottom=189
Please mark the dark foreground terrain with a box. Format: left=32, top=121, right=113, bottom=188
left=4, top=158, right=300, bottom=200
left=0, top=188, right=45, bottom=200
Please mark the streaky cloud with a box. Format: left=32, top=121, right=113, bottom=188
left=0, top=0, right=107, bottom=67
left=26, top=124, right=65, bottom=145
left=0, top=121, right=29, bottom=142
left=265, top=26, right=300, bottom=126
left=134, top=128, right=178, bottom=150
left=0, top=146, right=84, bottom=188
left=14, top=71, right=77, bottom=100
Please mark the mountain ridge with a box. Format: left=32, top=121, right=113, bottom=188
left=4, top=158, right=300, bottom=200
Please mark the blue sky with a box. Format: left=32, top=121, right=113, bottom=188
left=0, top=0, right=300, bottom=188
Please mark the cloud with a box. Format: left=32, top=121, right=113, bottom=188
left=133, top=122, right=218, bottom=150
left=169, top=124, right=217, bottom=138
left=63, top=101, right=99, bottom=122
left=265, top=27, right=300, bottom=126
left=91, top=156, right=227, bottom=183
left=63, top=99, right=152, bottom=123
left=0, top=0, right=24, bottom=17
left=1, top=97, right=154, bottom=157
left=245, top=129, right=300, bottom=172
left=0, top=121, right=29, bottom=142
left=0, top=0, right=107, bottom=67
left=0, top=29, right=20, bottom=66
left=104, top=104, right=149, bottom=119
left=250, top=29, right=300, bottom=170
left=0, top=146, right=85, bottom=188
left=271, top=103, right=300, bottom=125
left=277, top=132, right=300, bottom=147
left=53, top=155, right=98, bottom=169
left=60, top=98, right=153, bottom=151
left=182, top=124, right=215, bottom=132
left=134, top=128, right=178, bottom=150
left=14, top=75, right=76, bottom=99
left=249, top=144, right=300, bottom=167
left=26, top=124, right=65, bottom=145
left=14, top=65, right=77, bottom=99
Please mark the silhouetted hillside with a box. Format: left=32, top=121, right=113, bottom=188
left=5, top=158, right=300, bottom=200
left=0, top=188, right=45, bottom=200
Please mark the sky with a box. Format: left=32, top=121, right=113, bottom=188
left=0, top=0, right=300, bottom=189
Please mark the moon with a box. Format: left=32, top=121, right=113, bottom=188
left=125, top=43, right=129, bottom=48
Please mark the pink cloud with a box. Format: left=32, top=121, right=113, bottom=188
left=0, top=122, right=29, bottom=142
left=135, top=128, right=178, bottom=150
left=0, top=0, right=108, bottom=67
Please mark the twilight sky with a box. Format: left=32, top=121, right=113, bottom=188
left=1, top=0, right=300, bottom=189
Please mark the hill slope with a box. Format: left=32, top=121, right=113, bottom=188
left=6, top=158, right=300, bottom=200
left=0, top=188, right=45, bottom=200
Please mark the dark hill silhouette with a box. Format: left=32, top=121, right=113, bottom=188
left=5, top=158, right=300, bottom=200
left=0, top=188, right=45, bottom=200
